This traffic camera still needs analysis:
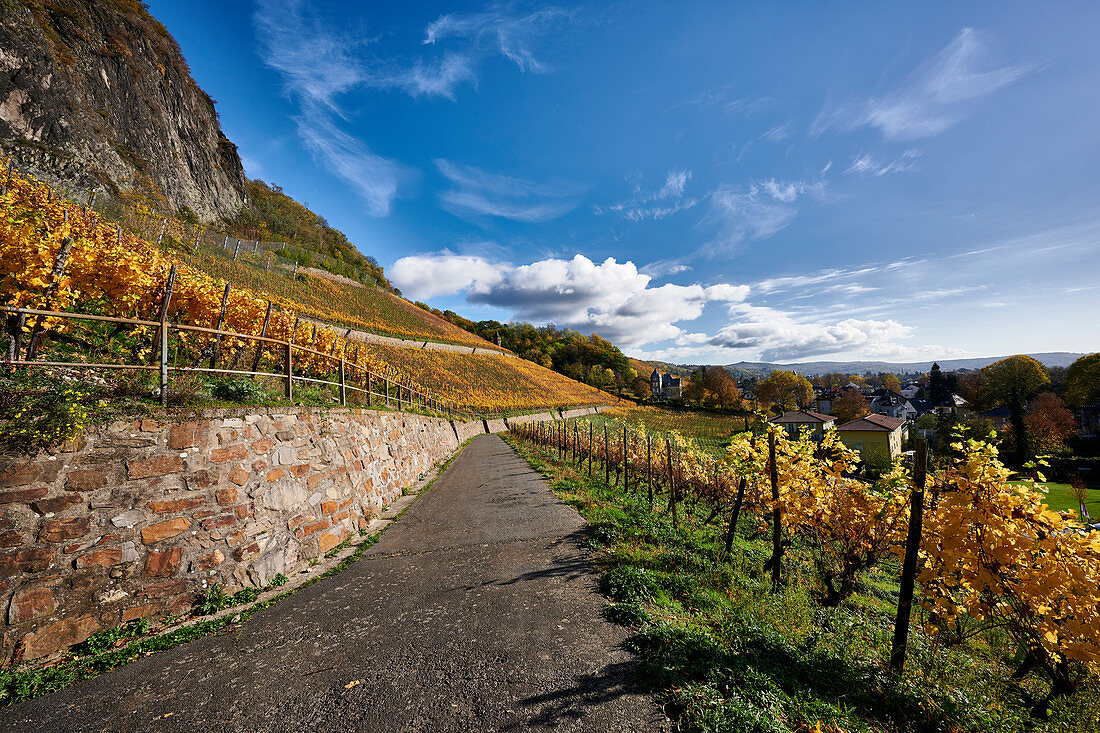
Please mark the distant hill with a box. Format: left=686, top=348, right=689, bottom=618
left=718, top=352, right=1090, bottom=378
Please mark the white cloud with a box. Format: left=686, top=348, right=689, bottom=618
left=813, top=28, right=1035, bottom=141
left=710, top=305, right=915, bottom=362
left=435, top=160, right=588, bottom=222
left=389, top=252, right=751, bottom=348
left=389, top=252, right=505, bottom=300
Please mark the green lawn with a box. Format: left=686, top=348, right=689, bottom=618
left=1011, top=480, right=1100, bottom=522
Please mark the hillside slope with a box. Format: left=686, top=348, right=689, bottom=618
left=0, top=0, right=247, bottom=220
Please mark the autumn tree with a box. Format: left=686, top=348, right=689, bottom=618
left=703, top=365, right=741, bottom=408
left=982, top=355, right=1050, bottom=465
left=1065, top=353, right=1100, bottom=408
left=956, top=371, right=994, bottom=412
left=832, top=389, right=871, bottom=424
left=883, top=373, right=901, bottom=393
left=1024, top=392, right=1078, bottom=455
left=756, top=370, right=814, bottom=411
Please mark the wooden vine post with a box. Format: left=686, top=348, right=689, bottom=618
left=157, top=265, right=177, bottom=408
left=647, top=435, right=653, bottom=506
left=622, top=425, right=629, bottom=493
left=607, top=422, right=616, bottom=484
left=666, top=438, right=678, bottom=529
left=208, top=282, right=231, bottom=369
left=588, top=423, right=594, bottom=477
left=250, top=301, right=273, bottom=373
left=768, top=432, right=782, bottom=592
left=24, top=236, right=75, bottom=361
left=890, top=439, right=928, bottom=674
left=573, top=421, right=579, bottom=463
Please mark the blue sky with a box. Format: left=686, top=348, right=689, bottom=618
left=148, top=0, right=1100, bottom=364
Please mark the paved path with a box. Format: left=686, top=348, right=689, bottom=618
left=1, top=435, right=665, bottom=732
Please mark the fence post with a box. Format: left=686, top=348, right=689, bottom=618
left=285, top=318, right=297, bottom=401
left=293, top=260, right=299, bottom=277
left=222, top=235, right=228, bottom=250
left=250, top=301, right=272, bottom=373
left=156, top=218, right=166, bottom=248
left=339, top=359, right=346, bottom=407
left=157, top=265, right=177, bottom=408
left=769, top=432, right=782, bottom=592
left=573, top=422, right=578, bottom=463
left=891, top=439, right=928, bottom=674
left=384, top=378, right=391, bottom=408
left=232, top=239, right=241, bottom=261
left=209, top=282, right=231, bottom=369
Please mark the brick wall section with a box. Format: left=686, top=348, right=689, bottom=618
left=0, top=407, right=502, bottom=665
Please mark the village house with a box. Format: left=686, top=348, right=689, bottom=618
left=650, top=369, right=682, bottom=401
left=837, top=414, right=908, bottom=464
left=769, top=410, right=837, bottom=440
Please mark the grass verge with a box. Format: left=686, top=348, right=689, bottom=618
left=504, top=434, right=1100, bottom=733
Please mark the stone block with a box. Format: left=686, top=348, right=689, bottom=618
left=39, top=516, right=92, bottom=543
left=0, top=461, right=59, bottom=489
left=18, top=614, right=99, bottom=660
left=227, top=465, right=249, bottom=486
left=193, top=549, right=224, bottom=571
left=110, top=509, right=144, bottom=528
left=121, top=604, right=157, bottom=623
left=65, top=469, right=108, bottom=492
left=8, top=585, right=57, bottom=624
left=187, top=469, right=218, bottom=489
left=321, top=500, right=337, bottom=515
left=302, top=520, right=329, bottom=536
left=216, top=487, right=238, bottom=505
left=141, top=517, right=190, bottom=544
left=143, top=547, right=183, bottom=578
left=265, top=468, right=284, bottom=482
left=75, top=542, right=138, bottom=568
left=251, top=439, right=275, bottom=454
left=210, top=445, right=248, bottom=464
left=30, top=494, right=83, bottom=515
left=146, top=496, right=205, bottom=513
left=0, top=487, right=49, bottom=504
left=127, top=456, right=185, bottom=480
left=0, top=530, right=22, bottom=548
left=201, top=515, right=235, bottom=531
left=167, top=422, right=207, bottom=450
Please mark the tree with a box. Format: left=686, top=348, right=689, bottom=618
left=928, top=363, right=954, bottom=405
left=682, top=367, right=706, bottom=403
left=982, top=355, right=1050, bottom=465
left=832, top=389, right=870, bottom=424
left=956, top=371, right=994, bottom=412
left=703, top=366, right=741, bottom=408
left=883, top=374, right=901, bottom=394
left=756, top=370, right=814, bottom=411
left=1024, top=392, right=1078, bottom=455
left=1065, top=353, right=1100, bottom=408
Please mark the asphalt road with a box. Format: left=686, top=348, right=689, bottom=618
left=1, top=434, right=665, bottom=732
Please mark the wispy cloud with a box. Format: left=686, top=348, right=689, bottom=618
left=254, top=0, right=411, bottom=215
left=813, top=28, right=1036, bottom=141
left=699, top=178, right=827, bottom=257
left=435, top=160, right=588, bottom=222
left=598, top=170, right=699, bottom=222
left=845, top=149, right=922, bottom=176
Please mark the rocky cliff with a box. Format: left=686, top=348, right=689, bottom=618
left=0, top=0, right=247, bottom=221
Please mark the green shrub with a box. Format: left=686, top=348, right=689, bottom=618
left=209, top=378, right=266, bottom=403
left=0, top=377, right=90, bottom=451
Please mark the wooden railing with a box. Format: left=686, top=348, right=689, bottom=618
left=0, top=304, right=475, bottom=420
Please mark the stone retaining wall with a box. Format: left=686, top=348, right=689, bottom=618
left=0, top=407, right=526, bottom=665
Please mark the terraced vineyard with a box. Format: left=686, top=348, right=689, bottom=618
left=589, top=405, right=757, bottom=456
left=357, top=342, right=618, bottom=413
left=185, top=246, right=494, bottom=349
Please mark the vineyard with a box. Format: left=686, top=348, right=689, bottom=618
left=509, top=418, right=1100, bottom=732
left=356, top=341, right=616, bottom=413
left=592, top=405, right=757, bottom=457
left=0, top=162, right=613, bottom=418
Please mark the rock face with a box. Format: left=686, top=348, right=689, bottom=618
left=0, top=0, right=247, bottom=221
